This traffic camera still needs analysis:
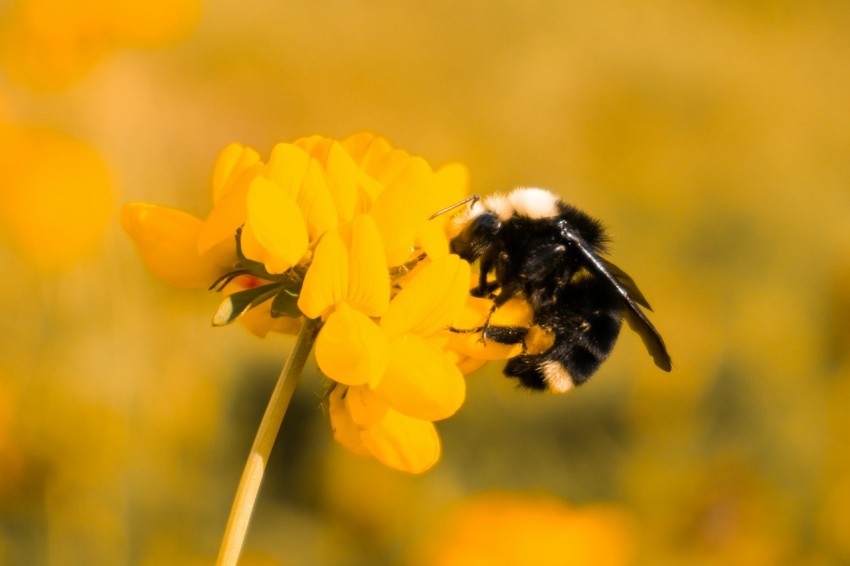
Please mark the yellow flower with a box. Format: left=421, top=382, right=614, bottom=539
left=323, top=254, right=470, bottom=473
left=123, top=133, right=475, bottom=472
left=328, top=384, right=441, bottom=473
left=295, top=197, right=470, bottom=472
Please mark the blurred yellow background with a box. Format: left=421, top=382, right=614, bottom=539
left=2, top=0, right=850, bottom=564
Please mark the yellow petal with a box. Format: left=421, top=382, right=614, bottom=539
left=448, top=296, right=531, bottom=360
left=328, top=385, right=369, bottom=456
left=294, top=135, right=333, bottom=158
left=198, top=177, right=250, bottom=254
left=368, top=156, right=435, bottom=266
left=339, top=132, right=384, bottom=165
left=325, top=141, right=365, bottom=222
left=381, top=254, right=470, bottom=339
left=237, top=297, right=302, bottom=337
left=241, top=176, right=309, bottom=274
left=264, top=142, right=310, bottom=199
left=455, top=354, right=488, bottom=375
left=314, top=302, right=389, bottom=387
left=360, top=409, right=441, bottom=474
left=297, top=226, right=349, bottom=319
left=344, top=385, right=389, bottom=426
left=375, top=334, right=465, bottom=421
left=348, top=214, right=390, bottom=318
left=341, top=132, right=411, bottom=187
left=416, top=220, right=450, bottom=260
left=298, top=158, right=338, bottom=239
left=121, top=203, right=232, bottom=288
left=211, top=143, right=261, bottom=203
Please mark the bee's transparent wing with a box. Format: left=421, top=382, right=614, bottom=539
left=561, top=224, right=672, bottom=372
left=601, top=258, right=652, bottom=311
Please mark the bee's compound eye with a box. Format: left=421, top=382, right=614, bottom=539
left=469, top=213, right=501, bottom=241
left=450, top=213, right=501, bottom=260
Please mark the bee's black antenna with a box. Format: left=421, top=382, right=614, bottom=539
left=429, top=195, right=479, bottom=220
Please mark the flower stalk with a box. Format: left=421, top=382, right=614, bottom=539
left=216, top=317, right=322, bottom=566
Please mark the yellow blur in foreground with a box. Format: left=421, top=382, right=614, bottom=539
left=410, top=492, right=634, bottom=566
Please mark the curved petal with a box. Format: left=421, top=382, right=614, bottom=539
left=454, top=354, right=488, bottom=375
left=314, top=302, right=389, bottom=387
left=264, top=142, right=310, bottom=200
left=345, top=384, right=389, bottom=426
left=198, top=171, right=253, bottom=254
left=325, top=141, right=365, bottom=222
left=297, top=226, right=349, bottom=319
left=341, top=132, right=411, bottom=187
left=416, top=219, right=450, bottom=261
left=121, top=203, right=232, bottom=288
left=294, top=135, right=332, bottom=159
left=360, top=409, right=441, bottom=474
left=339, top=132, right=385, bottom=166
left=298, top=158, right=338, bottom=240
left=237, top=296, right=302, bottom=337
left=241, top=176, right=309, bottom=274
left=328, top=385, right=369, bottom=456
left=375, top=333, right=465, bottom=421
left=448, top=296, right=532, bottom=360
left=212, top=143, right=261, bottom=203
left=381, top=254, right=470, bottom=339
left=348, top=214, right=390, bottom=318
left=368, top=156, right=435, bottom=266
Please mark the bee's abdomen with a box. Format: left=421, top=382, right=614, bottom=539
left=504, top=306, right=623, bottom=393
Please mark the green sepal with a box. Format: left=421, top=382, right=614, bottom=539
left=212, top=283, right=281, bottom=326
left=269, top=289, right=301, bottom=318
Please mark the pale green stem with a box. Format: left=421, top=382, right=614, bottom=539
left=216, top=317, right=322, bottom=566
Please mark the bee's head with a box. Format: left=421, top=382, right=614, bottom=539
left=449, top=209, right=501, bottom=261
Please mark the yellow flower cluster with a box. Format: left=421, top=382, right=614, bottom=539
left=123, top=133, right=489, bottom=473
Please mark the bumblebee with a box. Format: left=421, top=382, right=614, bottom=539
left=448, top=187, right=671, bottom=392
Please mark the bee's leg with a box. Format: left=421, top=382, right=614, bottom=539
left=450, top=279, right=525, bottom=346
left=472, top=249, right=496, bottom=297
left=474, top=298, right=502, bottom=344
left=451, top=295, right=525, bottom=347
left=481, top=325, right=528, bottom=345
left=448, top=316, right=494, bottom=344
left=448, top=325, right=483, bottom=334
left=448, top=324, right=528, bottom=346
left=469, top=280, right=500, bottom=297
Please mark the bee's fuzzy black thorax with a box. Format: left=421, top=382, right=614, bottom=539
left=449, top=187, right=671, bottom=393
